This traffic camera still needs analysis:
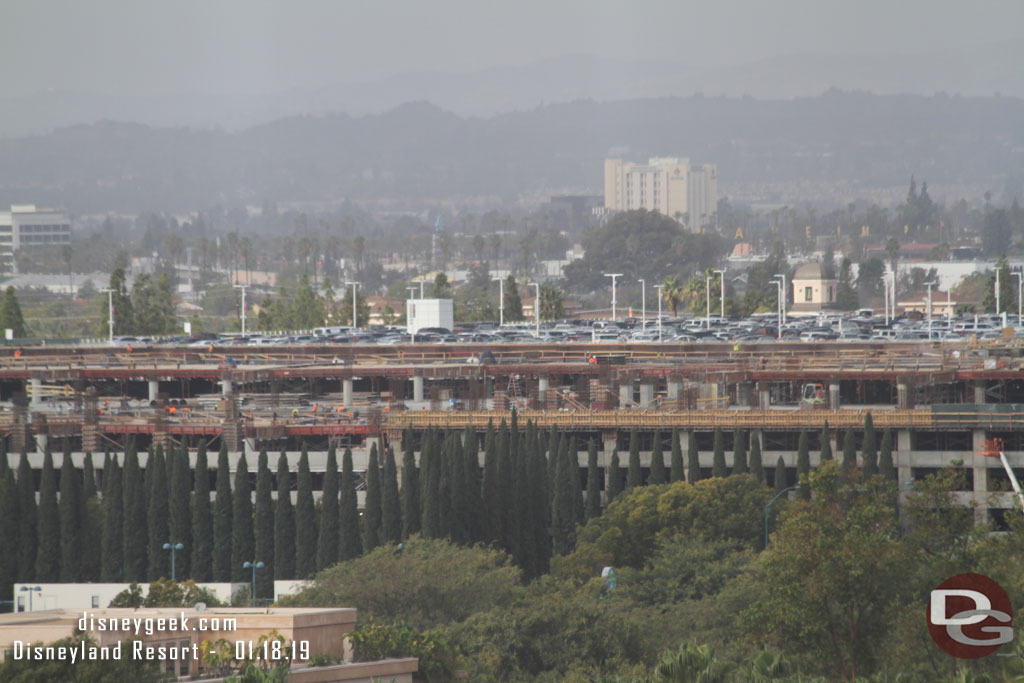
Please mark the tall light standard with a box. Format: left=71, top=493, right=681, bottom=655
left=924, top=281, right=937, bottom=340
left=761, top=483, right=798, bottom=548
left=713, top=269, right=726, bottom=319
left=493, top=277, right=505, bottom=327
left=233, top=284, right=248, bottom=335
left=996, top=267, right=1001, bottom=317
left=880, top=275, right=890, bottom=325
left=604, top=274, right=622, bottom=322
left=19, top=585, right=41, bottom=612
left=771, top=278, right=784, bottom=339
left=653, top=284, right=663, bottom=342
left=242, top=560, right=265, bottom=605
left=530, top=282, right=540, bottom=338
left=100, top=288, right=115, bottom=341
left=773, top=273, right=786, bottom=326
left=345, top=282, right=359, bottom=329
left=638, top=279, right=646, bottom=332
left=406, top=287, right=417, bottom=343
left=162, top=542, right=184, bottom=581
left=705, top=274, right=712, bottom=329
left=1014, top=271, right=1023, bottom=327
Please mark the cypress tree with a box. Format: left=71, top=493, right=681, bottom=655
left=774, top=456, right=788, bottom=493
left=687, top=431, right=702, bottom=483
left=122, top=442, right=147, bottom=582
left=649, top=430, right=667, bottom=484
left=732, top=429, right=748, bottom=475
left=626, top=428, right=642, bottom=491
left=585, top=438, right=601, bottom=520
left=796, top=429, right=811, bottom=499
left=146, top=447, right=169, bottom=580
left=711, top=427, right=727, bottom=478
left=861, top=413, right=878, bottom=479
left=274, top=452, right=296, bottom=579
left=295, top=447, right=317, bottom=577
left=382, top=446, right=403, bottom=544
left=16, top=451, right=37, bottom=581
left=819, top=421, right=833, bottom=461
left=526, top=430, right=550, bottom=578
left=253, top=450, right=274, bottom=599
left=59, top=447, right=82, bottom=581
left=363, top=444, right=382, bottom=552
left=168, top=446, right=192, bottom=578
left=191, top=440, right=213, bottom=582
left=101, top=453, right=124, bottom=581
left=35, top=447, right=60, bottom=582
left=339, top=447, right=362, bottom=560
left=842, top=427, right=857, bottom=470
left=606, top=451, right=622, bottom=502
left=81, top=452, right=102, bottom=581
left=212, top=444, right=233, bottom=582
left=750, top=432, right=765, bottom=483
left=0, top=447, right=18, bottom=600
left=420, top=432, right=441, bottom=539
left=464, top=431, right=483, bottom=543
left=480, top=422, right=498, bottom=542
left=316, top=447, right=340, bottom=570
left=670, top=427, right=684, bottom=483
left=567, top=437, right=584, bottom=525
left=401, top=431, right=420, bottom=538
left=879, top=428, right=896, bottom=480
left=83, top=451, right=97, bottom=499
left=230, top=452, right=253, bottom=582
left=498, top=424, right=516, bottom=551
left=551, top=440, right=576, bottom=556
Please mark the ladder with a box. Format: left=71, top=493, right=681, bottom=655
left=507, top=374, right=522, bottom=400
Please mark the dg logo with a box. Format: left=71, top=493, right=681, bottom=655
left=928, top=573, right=1014, bottom=659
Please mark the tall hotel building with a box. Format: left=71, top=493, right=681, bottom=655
left=603, top=158, right=717, bottom=231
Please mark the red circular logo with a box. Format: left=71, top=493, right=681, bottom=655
left=927, top=573, right=1013, bottom=659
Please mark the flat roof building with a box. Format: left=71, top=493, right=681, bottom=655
left=604, top=158, right=717, bottom=231
left=0, top=204, right=72, bottom=273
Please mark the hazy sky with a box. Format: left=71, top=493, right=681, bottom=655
left=3, top=0, right=1021, bottom=97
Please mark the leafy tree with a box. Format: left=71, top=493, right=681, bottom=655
left=649, top=430, right=667, bottom=484
left=711, top=428, right=727, bottom=478
left=339, top=448, right=363, bottom=561
left=0, top=286, right=27, bottom=338
left=317, top=447, right=340, bottom=570
left=687, top=431, right=702, bottom=484
left=292, top=272, right=326, bottom=328
left=626, top=428, right=642, bottom=491
left=503, top=275, right=524, bottom=322
left=653, top=642, right=733, bottom=683
left=16, top=452, right=37, bottom=581
left=295, top=447, right=317, bottom=577
left=337, top=284, right=370, bottom=328
left=585, top=438, right=601, bottom=520
left=982, top=207, right=1013, bottom=256
left=606, top=451, right=622, bottom=502
left=35, top=447, right=60, bottom=581
left=855, top=257, right=885, bottom=305
left=670, top=427, right=684, bottom=483
left=841, top=427, right=858, bottom=470
left=191, top=440, right=213, bottom=581
left=878, top=428, right=896, bottom=480
left=363, top=444, right=382, bottom=552
left=103, top=266, right=134, bottom=335
left=538, top=283, right=565, bottom=320
left=231, top=452, right=253, bottom=582
left=254, top=450, right=275, bottom=598
left=749, top=432, right=765, bottom=484
left=212, top=444, right=233, bottom=581
left=836, top=257, right=858, bottom=310
left=982, top=255, right=1016, bottom=315
left=274, top=452, right=296, bottom=580
left=0, top=633, right=168, bottom=682
left=732, top=429, right=748, bottom=475
left=122, top=444, right=147, bottom=581
left=660, top=275, right=683, bottom=317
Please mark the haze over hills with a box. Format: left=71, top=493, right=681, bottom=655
left=0, top=41, right=1020, bottom=139
left=1, top=90, right=1021, bottom=215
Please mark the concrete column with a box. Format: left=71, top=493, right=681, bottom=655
left=667, top=380, right=682, bottom=403
left=638, top=382, right=654, bottom=408
left=737, top=382, right=754, bottom=408
left=29, top=378, right=42, bottom=408
left=897, top=382, right=910, bottom=409
left=897, top=429, right=912, bottom=492
left=148, top=380, right=159, bottom=403
left=35, top=434, right=46, bottom=455
left=619, top=383, right=633, bottom=407
left=538, top=376, right=550, bottom=404
left=974, top=380, right=987, bottom=404
left=343, top=378, right=354, bottom=410
left=222, top=378, right=233, bottom=396
left=757, top=382, right=771, bottom=409
left=412, top=374, right=424, bottom=402
left=972, top=429, right=989, bottom=525
left=828, top=382, right=840, bottom=410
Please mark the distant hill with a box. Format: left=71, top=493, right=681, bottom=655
left=0, top=91, right=1021, bottom=214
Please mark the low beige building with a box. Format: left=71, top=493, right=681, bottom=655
left=790, top=261, right=837, bottom=314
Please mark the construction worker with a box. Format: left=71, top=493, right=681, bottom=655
left=292, top=407, right=300, bottom=418
left=588, top=356, right=598, bottom=365
left=126, top=344, right=133, bottom=353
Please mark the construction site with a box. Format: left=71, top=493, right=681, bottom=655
left=5, top=340, right=1024, bottom=522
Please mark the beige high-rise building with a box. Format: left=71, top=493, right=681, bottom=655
left=604, top=158, right=717, bottom=231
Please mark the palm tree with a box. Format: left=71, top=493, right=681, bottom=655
left=539, top=283, right=564, bottom=321
left=653, top=642, right=732, bottom=682
left=660, top=276, right=683, bottom=317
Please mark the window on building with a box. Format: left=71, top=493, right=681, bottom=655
left=91, top=595, right=100, bottom=608
left=805, top=286, right=813, bottom=302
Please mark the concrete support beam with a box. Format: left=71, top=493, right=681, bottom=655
left=757, top=382, right=771, bottom=409
left=828, top=382, right=840, bottom=410
left=897, top=382, right=910, bottom=409
left=667, top=380, right=682, bottom=403
left=343, top=378, right=354, bottom=410
left=29, top=378, right=41, bottom=408
left=619, top=383, right=633, bottom=408
left=638, top=382, right=654, bottom=408
left=737, top=381, right=754, bottom=408
left=972, top=429, right=989, bottom=525
left=974, top=380, right=987, bottom=404
left=412, top=374, right=424, bottom=402
left=148, top=380, right=159, bottom=404
left=222, top=378, right=233, bottom=396
left=538, top=376, right=550, bottom=404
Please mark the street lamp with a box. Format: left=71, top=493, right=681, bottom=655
left=19, top=585, right=41, bottom=612
left=530, top=282, right=540, bottom=338
left=163, top=542, right=184, bottom=581
left=765, top=485, right=802, bottom=547
left=638, top=279, right=646, bottom=332
left=493, top=277, right=505, bottom=327
left=233, top=284, right=248, bottom=335
left=880, top=275, right=890, bottom=325
left=345, top=282, right=359, bottom=329
left=604, top=274, right=622, bottom=322
left=705, top=274, right=712, bottom=329
left=773, top=273, right=786, bottom=326
left=653, top=284, right=663, bottom=342
left=995, top=266, right=1001, bottom=317
left=771, top=278, right=783, bottom=339
left=100, top=288, right=115, bottom=341
left=1014, top=271, right=1023, bottom=328
left=406, top=287, right=417, bottom=344
left=713, top=269, right=726, bottom=319
left=243, top=561, right=265, bottom=605
left=924, top=281, right=937, bottom=340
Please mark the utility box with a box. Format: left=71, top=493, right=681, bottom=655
left=407, top=298, right=454, bottom=335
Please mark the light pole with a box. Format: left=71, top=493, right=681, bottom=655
left=713, top=269, right=725, bottom=319
left=996, top=267, right=1001, bottom=317
left=771, top=278, right=784, bottom=339
left=705, top=274, right=712, bottom=329
left=880, top=275, right=890, bottom=325
left=406, top=287, right=417, bottom=343
left=773, top=273, right=786, bottom=326
left=638, top=279, right=646, bottom=332
left=1014, top=271, right=1023, bottom=327
left=233, top=284, right=248, bottom=335
left=493, top=277, right=505, bottom=327
left=162, top=542, right=184, bottom=581
left=418, top=280, right=425, bottom=299
left=100, top=288, right=115, bottom=341
left=530, top=282, right=540, bottom=337
left=925, top=281, right=937, bottom=340
left=19, top=585, right=41, bottom=612
left=765, top=485, right=801, bottom=547
left=345, top=282, right=359, bottom=329
left=243, top=560, right=265, bottom=605
left=604, top=274, right=622, bottom=322
left=654, top=284, right=663, bottom=342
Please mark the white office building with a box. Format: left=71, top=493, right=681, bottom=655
left=0, top=204, right=72, bottom=272
left=604, top=158, right=717, bottom=231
